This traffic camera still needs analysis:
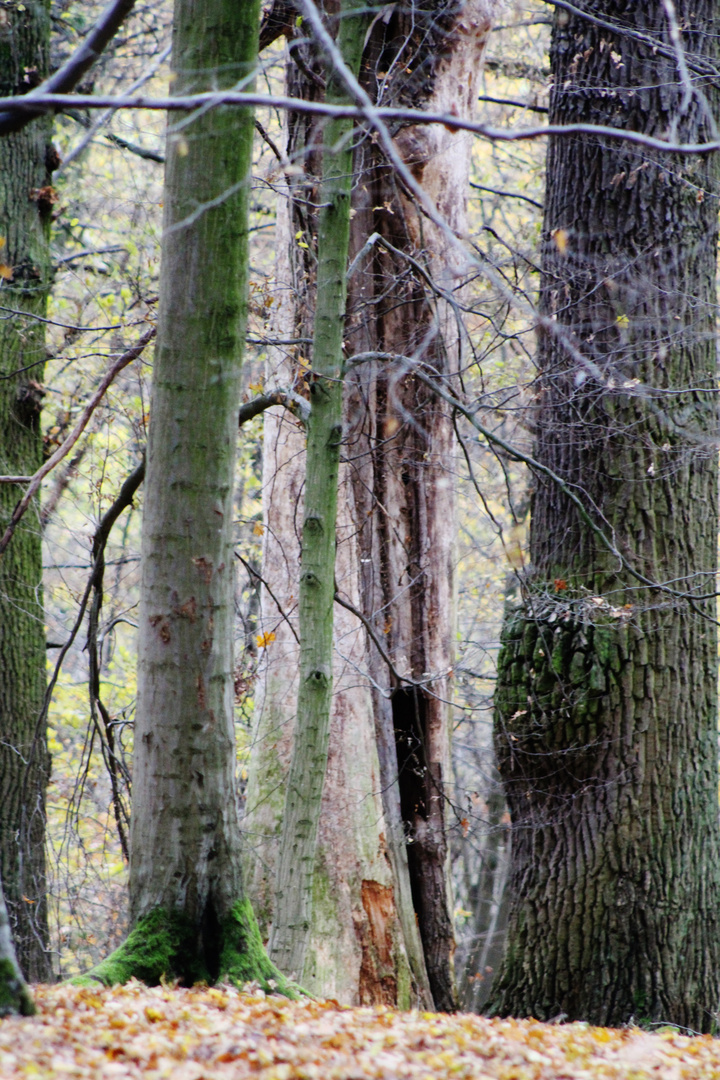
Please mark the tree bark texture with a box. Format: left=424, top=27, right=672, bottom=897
left=78, top=0, right=285, bottom=990
left=0, top=0, right=53, bottom=983
left=491, top=1, right=720, bottom=1029
left=0, top=872, right=34, bottom=1016
left=246, top=0, right=501, bottom=1011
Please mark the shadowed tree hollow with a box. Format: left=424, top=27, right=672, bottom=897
left=491, top=0, right=720, bottom=1029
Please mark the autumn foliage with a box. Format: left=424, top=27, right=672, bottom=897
left=1, top=984, right=719, bottom=1079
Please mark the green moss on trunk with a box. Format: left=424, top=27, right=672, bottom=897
left=0, top=958, right=35, bottom=1017
left=73, top=902, right=298, bottom=996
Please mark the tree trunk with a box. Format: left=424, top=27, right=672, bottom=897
left=0, top=873, right=34, bottom=1016
left=345, top=0, right=501, bottom=1011
left=268, top=0, right=371, bottom=982
left=491, top=0, right=720, bottom=1029
left=246, top=0, right=500, bottom=1011
left=78, top=0, right=287, bottom=991
left=0, top=0, right=53, bottom=983
left=244, top=13, right=423, bottom=1008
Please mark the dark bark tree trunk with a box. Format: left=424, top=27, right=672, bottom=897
left=0, top=0, right=53, bottom=983
left=491, top=1, right=720, bottom=1029
left=77, top=0, right=288, bottom=992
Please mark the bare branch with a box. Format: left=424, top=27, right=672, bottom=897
left=0, top=327, right=155, bottom=557
left=0, top=89, right=719, bottom=156
left=238, top=387, right=311, bottom=427
left=0, top=0, right=139, bottom=136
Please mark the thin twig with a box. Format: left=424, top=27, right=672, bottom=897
left=86, top=457, right=146, bottom=864
left=0, top=326, right=154, bottom=557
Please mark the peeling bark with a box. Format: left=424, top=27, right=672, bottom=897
left=246, top=0, right=501, bottom=1010
left=346, top=0, right=503, bottom=1011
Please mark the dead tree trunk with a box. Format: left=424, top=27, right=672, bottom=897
left=245, top=0, right=501, bottom=1010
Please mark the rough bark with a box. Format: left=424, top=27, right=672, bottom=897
left=0, top=0, right=53, bottom=983
left=79, top=0, right=288, bottom=991
left=0, top=873, right=34, bottom=1017
left=491, top=1, right=720, bottom=1029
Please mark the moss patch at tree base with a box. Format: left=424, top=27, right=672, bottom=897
left=0, top=957, right=35, bottom=1017
left=72, top=900, right=299, bottom=998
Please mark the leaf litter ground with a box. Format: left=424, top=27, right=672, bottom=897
left=2, top=983, right=720, bottom=1079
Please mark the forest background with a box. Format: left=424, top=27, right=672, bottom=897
left=5, top=0, right=715, bottom=1032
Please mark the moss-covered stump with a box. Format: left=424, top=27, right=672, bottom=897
left=73, top=901, right=298, bottom=996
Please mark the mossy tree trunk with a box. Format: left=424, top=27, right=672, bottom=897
left=244, top=8, right=426, bottom=1007
left=491, top=0, right=720, bottom=1029
left=267, top=0, right=370, bottom=983
left=0, top=0, right=54, bottom=984
left=80, top=0, right=286, bottom=990
left=0, top=873, right=34, bottom=1016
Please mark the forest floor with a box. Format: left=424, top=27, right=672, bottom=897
left=1, top=983, right=719, bottom=1079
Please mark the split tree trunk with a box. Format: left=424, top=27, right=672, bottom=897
left=79, top=0, right=286, bottom=990
left=345, top=0, right=502, bottom=1011
left=245, top=11, right=422, bottom=1007
left=246, top=0, right=501, bottom=1010
left=0, top=0, right=53, bottom=983
left=491, top=0, right=720, bottom=1029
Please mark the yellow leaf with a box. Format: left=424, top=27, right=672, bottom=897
left=256, top=631, right=276, bottom=649
left=0, top=263, right=13, bottom=280
left=616, top=312, right=630, bottom=328
left=253, top=521, right=264, bottom=536
left=551, top=228, right=568, bottom=254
